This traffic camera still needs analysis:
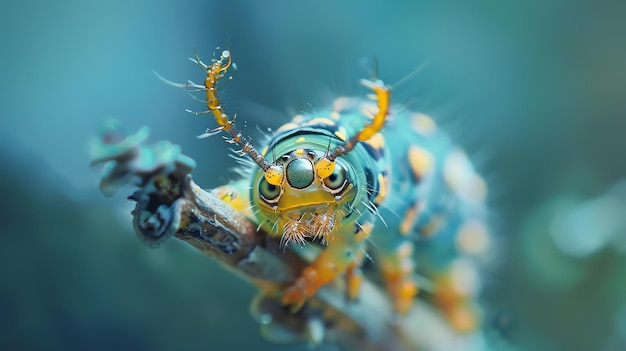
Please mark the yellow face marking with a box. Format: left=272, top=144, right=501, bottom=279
left=294, top=148, right=305, bottom=155
left=277, top=188, right=336, bottom=211
left=399, top=202, right=420, bottom=235
left=408, top=145, right=433, bottom=180
left=264, top=165, right=284, bottom=186
left=410, top=113, right=437, bottom=136
left=314, top=158, right=335, bottom=179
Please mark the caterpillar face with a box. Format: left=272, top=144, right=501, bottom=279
left=252, top=148, right=361, bottom=246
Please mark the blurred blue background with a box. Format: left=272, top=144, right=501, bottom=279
left=1, top=1, right=626, bottom=350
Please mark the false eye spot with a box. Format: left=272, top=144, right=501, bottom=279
left=323, top=165, right=348, bottom=193
left=259, top=178, right=281, bottom=201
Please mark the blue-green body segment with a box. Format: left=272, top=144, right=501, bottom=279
left=216, top=96, right=490, bottom=331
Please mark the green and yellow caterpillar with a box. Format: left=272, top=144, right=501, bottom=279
left=163, top=48, right=491, bottom=332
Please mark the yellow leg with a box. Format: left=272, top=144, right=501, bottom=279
left=281, top=232, right=362, bottom=311
left=345, top=250, right=365, bottom=301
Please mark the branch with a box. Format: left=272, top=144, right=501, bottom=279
left=90, top=121, right=482, bottom=351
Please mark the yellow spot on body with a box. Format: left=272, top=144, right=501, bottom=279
left=346, top=257, right=364, bottom=301
left=295, top=137, right=306, bottom=143
left=410, top=113, right=437, bottom=135
left=448, top=304, right=479, bottom=333
left=374, top=173, right=388, bottom=204
left=444, top=150, right=487, bottom=204
left=378, top=241, right=418, bottom=315
left=420, top=215, right=444, bottom=237
left=294, top=148, right=305, bottom=156
left=365, top=133, right=385, bottom=150
left=292, top=114, right=305, bottom=123
left=449, top=258, right=480, bottom=297
left=332, top=96, right=351, bottom=112
left=464, top=175, right=488, bottom=204
left=276, top=122, right=300, bottom=132
left=399, top=202, right=420, bottom=235
left=261, top=146, right=268, bottom=157
left=432, top=267, right=480, bottom=332
left=334, top=128, right=347, bottom=141
left=456, top=220, right=491, bottom=257
left=408, top=145, right=433, bottom=180
left=444, top=149, right=470, bottom=189
left=355, top=222, right=374, bottom=243
left=211, top=184, right=249, bottom=212
left=307, top=117, right=336, bottom=126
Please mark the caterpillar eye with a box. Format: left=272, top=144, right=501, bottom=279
left=259, top=178, right=281, bottom=202
left=323, top=165, right=348, bottom=193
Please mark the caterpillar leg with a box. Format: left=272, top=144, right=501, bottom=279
left=281, top=228, right=364, bottom=311
left=345, top=249, right=365, bottom=301
left=377, top=241, right=418, bottom=315
left=210, top=180, right=253, bottom=214
left=432, top=258, right=482, bottom=332
left=281, top=245, right=358, bottom=310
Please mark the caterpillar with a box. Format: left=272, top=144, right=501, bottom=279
left=162, top=48, right=491, bottom=332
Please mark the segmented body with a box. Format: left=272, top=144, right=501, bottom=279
left=169, top=49, right=491, bottom=332
left=215, top=98, right=490, bottom=331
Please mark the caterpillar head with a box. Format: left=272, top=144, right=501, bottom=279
left=252, top=148, right=359, bottom=247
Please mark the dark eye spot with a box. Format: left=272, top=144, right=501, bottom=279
left=323, top=165, right=348, bottom=192
left=259, top=178, right=281, bottom=201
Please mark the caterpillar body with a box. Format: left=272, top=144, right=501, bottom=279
left=164, top=48, right=491, bottom=332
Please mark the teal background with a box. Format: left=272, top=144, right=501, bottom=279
left=1, top=1, right=626, bottom=350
